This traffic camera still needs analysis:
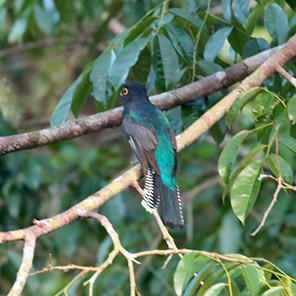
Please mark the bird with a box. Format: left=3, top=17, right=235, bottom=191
left=119, top=82, right=184, bottom=229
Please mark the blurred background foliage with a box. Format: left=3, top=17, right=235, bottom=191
left=1, top=0, right=296, bottom=295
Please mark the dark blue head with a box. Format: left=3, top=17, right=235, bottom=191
left=119, top=83, right=149, bottom=106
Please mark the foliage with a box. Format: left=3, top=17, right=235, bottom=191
left=1, top=0, right=296, bottom=296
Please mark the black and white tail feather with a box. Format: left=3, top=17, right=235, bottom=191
left=142, top=168, right=184, bottom=229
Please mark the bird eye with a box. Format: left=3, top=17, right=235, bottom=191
left=122, top=87, right=128, bottom=96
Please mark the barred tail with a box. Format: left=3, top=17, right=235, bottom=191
left=141, top=168, right=184, bottom=230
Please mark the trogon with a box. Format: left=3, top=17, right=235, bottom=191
left=119, top=82, right=184, bottom=229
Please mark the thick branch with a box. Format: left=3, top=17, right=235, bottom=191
left=0, top=164, right=142, bottom=243
left=8, top=236, right=36, bottom=296
left=176, top=35, right=296, bottom=152
left=0, top=45, right=281, bottom=156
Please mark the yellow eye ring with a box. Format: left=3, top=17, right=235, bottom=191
left=122, top=87, right=128, bottom=96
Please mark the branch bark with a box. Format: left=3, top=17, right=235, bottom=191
left=0, top=45, right=281, bottom=156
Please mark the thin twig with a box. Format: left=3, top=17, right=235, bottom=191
left=129, top=260, right=141, bottom=296
left=251, top=126, right=283, bottom=236
left=78, top=210, right=140, bottom=295
left=131, top=180, right=145, bottom=197
left=134, top=248, right=256, bottom=265
left=151, top=210, right=179, bottom=252
left=276, top=66, right=296, bottom=88
left=250, top=181, right=282, bottom=236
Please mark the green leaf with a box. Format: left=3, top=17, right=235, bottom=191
left=14, top=0, right=25, bottom=12
left=233, top=0, right=251, bottom=25
left=288, top=94, right=296, bottom=124
left=204, top=26, right=233, bottom=62
left=196, top=262, right=239, bottom=296
left=174, top=253, right=210, bottom=296
left=242, top=38, right=270, bottom=59
left=97, top=237, right=112, bottom=265
left=226, top=87, right=262, bottom=126
left=24, top=158, right=42, bottom=189
left=8, top=250, right=22, bottom=268
left=0, top=0, right=7, bottom=6
left=101, top=193, right=126, bottom=226
left=285, top=0, right=296, bottom=11
left=252, top=91, right=276, bottom=120
left=150, top=11, right=174, bottom=28
left=246, top=4, right=264, bottom=34
left=222, top=0, right=231, bottom=22
left=229, top=144, right=267, bottom=186
left=54, top=0, right=75, bottom=26
left=242, top=265, right=261, bottom=295
left=197, top=60, right=223, bottom=76
left=34, top=2, right=60, bottom=35
left=210, top=118, right=226, bottom=145
left=183, top=259, right=216, bottom=296
left=50, top=75, right=83, bottom=126
left=203, top=283, right=226, bottom=296
left=261, top=286, right=284, bottom=296
left=152, top=35, right=179, bottom=92
left=132, top=47, right=151, bottom=84
left=218, top=130, right=248, bottom=186
left=163, top=106, right=182, bottom=135
left=268, top=154, right=293, bottom=185
left=264, top=4, right=289, bottom=45
left=166, top=23, right=194, bottom=64
left=55, top=223, right=81, bottom=256
left=231, top=160, right=263, bottom=224
left=8, top=8, right=30, bottom=43
left=219, top=212, right=241, bottom=253
left=124, top=11, right=156, bottom=45
left=71, top=71, right=92, bottom=118
left=90, top=50, right=115, bottom=108
left=169, top=8, right=204, bottom=28
left=228, top=27, right=249, bottom=56
left=0, top=8, right=7, bottom=38
left=278, top=136, right=296, bottom=154
left=110, top=37, right=149, bottom=89
left=174, top=253, right=195, bottom=296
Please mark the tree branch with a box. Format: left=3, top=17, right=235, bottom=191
left=176, top=35, right=296, bottom=152
left=276, top=65, right=296, bottom=88
left=0, top=45, right=281, bottom=156
left=0, top=164, right=142, bottom=243
left=8, top=235, right=36, bottom=296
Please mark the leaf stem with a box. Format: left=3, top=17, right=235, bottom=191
left=192, top=0, right=211, bottom=83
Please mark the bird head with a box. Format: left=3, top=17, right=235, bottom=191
left=119, top=83, right=149, bottom=105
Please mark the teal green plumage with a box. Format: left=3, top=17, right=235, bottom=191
left=120, top=83, right=184, bottom=229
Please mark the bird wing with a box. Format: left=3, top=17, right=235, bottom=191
left=123, top=116, right=160, bottom=175
left=167, top=127, right=178, bottom=175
